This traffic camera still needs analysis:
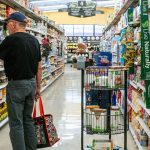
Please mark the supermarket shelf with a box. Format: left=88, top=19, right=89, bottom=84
left=129, top=125, right=146, bottom=150
left=51, top=65, right=63, bottom=73
left=26, top=27, right=46, bottom=36
left=137, top=83, right=145, bottom=91
left=129, top=80, right=138, bottom=89
left=117, top=103, right=124, bottom=114
left=0, top=98, right=6, bottom=105
left=0, top=83, right=7, bottom=90
left=129, top=80, right=145, bottom=91
left=49, top=55, right=55, bottom=58
left=57, top=59, right=63, bottom=62
left=128, top=21, right=141, bottom=27
left=103, top=0, right=138, bottom=34
left=0, top=16, right=5, bottom=23
left=46, top=64, right=50, bottom=68
left=42, top=64, right=46, bottom=68
left=137, top=117, right=150, bottom=138
left=42, top=73, right=51, bottom=80
left=0, top=67, right=4, bottom=71
left=0, top=0, right=64, bottom=34
left=127, top=99, right=138, bottom=113
left=0, top=117, right=8, bottom=128
left=138, top=98, right=150, bottom=116
left=41, top=72, right=64, bottom=93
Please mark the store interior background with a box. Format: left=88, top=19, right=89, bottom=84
left=0, top=0, right=150, bottom=150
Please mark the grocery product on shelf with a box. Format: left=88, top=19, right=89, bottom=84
left=102, top=0, right=150, bottom=149
left=0, top=0, right=65, bottom=129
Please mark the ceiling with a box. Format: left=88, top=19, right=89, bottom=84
left=29, top=0, right=116, bottom=12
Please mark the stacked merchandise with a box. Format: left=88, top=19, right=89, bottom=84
left=0, top=1, right=65, bottom=128
left=84, top=66, right=126, bottom=150
left=0, top=60, right=8, bottom=128
left=102, top=0, right=150, bottom=149
left=0, top=9, right=8, bottom=128
left=40, top=37, right=65, bottom=92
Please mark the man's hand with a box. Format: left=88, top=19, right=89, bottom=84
left=35, top=87, right=41, bottom=101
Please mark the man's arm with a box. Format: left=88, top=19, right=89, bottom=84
left=35, top=61, right=42, bottom=100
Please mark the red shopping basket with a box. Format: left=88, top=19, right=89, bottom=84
left=33, top=97, right=60, bottom=148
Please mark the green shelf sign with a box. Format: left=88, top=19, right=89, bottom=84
left=145, top=81, right=150, bottom=108
left=140, top=0, right=150, bottom=80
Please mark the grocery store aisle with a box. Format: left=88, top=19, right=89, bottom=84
left=0, top=65, right=137, bottom=150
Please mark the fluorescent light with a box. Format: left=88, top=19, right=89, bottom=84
left=39, top=5, right=67, bottom=9
left=30, top=0, right=78, bottom=4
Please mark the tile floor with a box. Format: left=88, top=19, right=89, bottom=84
left=0, top=65, right=138, bottom=150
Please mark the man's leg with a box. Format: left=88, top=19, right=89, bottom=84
left=6, top=83, right=26, bottom=150
left=24, top=79, right=37, bottom=150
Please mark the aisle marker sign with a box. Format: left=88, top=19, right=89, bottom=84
left=141, top=0, right=150, bottom=80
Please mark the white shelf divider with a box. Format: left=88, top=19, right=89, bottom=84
left=137, top=117, right=150, bottom=138
left=0, top=68, right=4, bottom=71
left=42, top=64, right=47, bottom=68
left=51, top=65, right=63, bottom=73
left=41, top=72, right=63, bottom=93
left=138, top=98, right=150, bottom=116
left=0, top=83, right=7, bottom=90
left=137, top=83, right=145, bottom=91
left=0, top=117, right=8, bottom=128
left=0, top=97, right=6, bottom=105
left=42, top=73, right=51, bottom=80
left=129, top=80, right=138, bottom=89
left=129, top=125, right=147, bottom=150
left=26, top=27, right=47, bottom=36
left=127, top=99, right=138, bottom=113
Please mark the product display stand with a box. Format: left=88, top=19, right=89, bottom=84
left=124, top=70, right=128, bottom=150
left=83, top=66, right=128, bottom=150
left=81, top=69, right=84, bottom=150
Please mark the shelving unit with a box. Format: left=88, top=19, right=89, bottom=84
left=103, top=0, right=139, bottom=34
left=26, top=27, right=47, bottom=36
left=0, top=0, right=65, bottom=130
left=0, top=98, right=6, bottom=105
left=0, top=67, right=4, bottom=71
left=0, top=117, right=8, bottom=129
left=127, top=99, right=138, bottom=113
left=129, top=125, right=147, bottom=150
left=0, top=0, right=64, bottom=33
left=41, top=72, right=63, bottom=93
left=129, top=80, right=138, bottom=90
left=42, top=73, right=51, bottom=80
left=137, top=117, right=150, bottom=138
left=138, top=99, right=150, bottom=116
left=101, top=0, right=150, bottom=149
left=51, top=65, right=64, bottom=73
left=0, top=83, right=7, bottom=90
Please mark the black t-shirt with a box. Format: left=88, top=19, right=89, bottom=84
left=0, top=32, right=41, bottom=80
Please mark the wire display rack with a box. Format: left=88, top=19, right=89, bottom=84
left=81, top=66, right=128, bottom=150
left=84, top=109, right=125, bottom=135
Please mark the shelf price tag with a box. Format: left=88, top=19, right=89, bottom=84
left=140, top=0, right=150, bottom=80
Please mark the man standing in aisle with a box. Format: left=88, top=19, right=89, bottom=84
left=0, top=12, right=42, bottom=150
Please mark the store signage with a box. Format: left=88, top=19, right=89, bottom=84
left=145, top=81, right=150, bottom=108
left=141, top=0, right=150, bottom=80
left=67, top=1, right=96, bottom=17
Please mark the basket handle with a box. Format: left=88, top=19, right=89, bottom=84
left=33, top=96, right=45, bottom=118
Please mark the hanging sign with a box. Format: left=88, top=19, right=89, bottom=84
left=68, top=1, right=96, bottom=17
left=141, top=0, right=150, bottom=80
